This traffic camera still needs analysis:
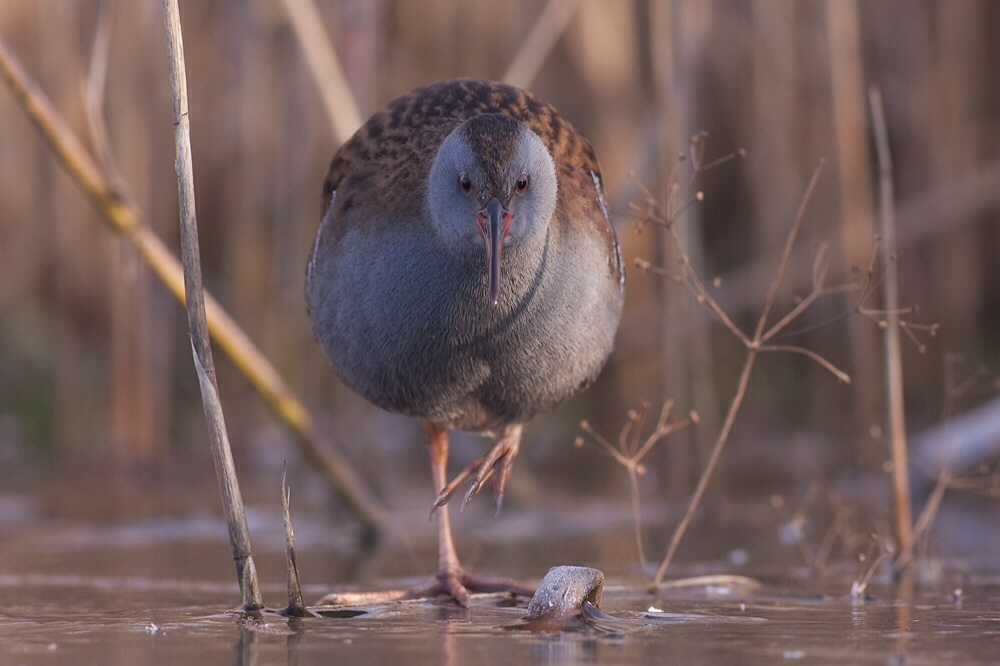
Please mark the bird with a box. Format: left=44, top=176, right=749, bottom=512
left=306, top=79, right=624, bottom=606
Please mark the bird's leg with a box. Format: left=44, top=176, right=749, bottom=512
left=421, top=421, right=470, bottom=604
left=408, top=421, right=534, bottom=606
left=433, top=424, right=523, bottom=514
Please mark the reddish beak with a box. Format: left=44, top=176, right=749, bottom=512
left=475, top=198, right=513, bottom=306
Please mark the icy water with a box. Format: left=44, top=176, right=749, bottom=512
left=4, top=575, right=1000, bottom=664
left=1, top=464, right=998, bottom=665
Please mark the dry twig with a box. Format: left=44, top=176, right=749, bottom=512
left=279, top=467, right=315, bottom=617
left=851, top=533, right=895, bottom=600
left=632, top=136, right=848, bottom=588
left=869, top=86, right=913, bottom=564
left=775, top=486, right=869, bottom=575
left=898, top=355, right=996, bottom=569
left=576, top=400, right=698, bottom=570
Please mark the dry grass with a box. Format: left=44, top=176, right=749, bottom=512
left=627, top=126, right=949, bottom=586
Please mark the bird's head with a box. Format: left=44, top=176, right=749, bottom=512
left=428, top=114, right=558, bottom=306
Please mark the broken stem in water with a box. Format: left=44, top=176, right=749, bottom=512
left=280, top=467, right=315, bottom=617
left=162, top=0, right=262, bottom=610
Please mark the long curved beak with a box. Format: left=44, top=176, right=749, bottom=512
left=476, top=198, right=513, bottom=306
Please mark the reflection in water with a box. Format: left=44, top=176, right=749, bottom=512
left=238, top=619, right=258, bottom=666
left=286, top=619, right=305, bottom=666
left=527, top=635, right=601, bottom=665
left=1, top=576, right=999, bottom=665
left=894, top=575, right=915, bottom=663
left=439, top=614, right=458, bottom=666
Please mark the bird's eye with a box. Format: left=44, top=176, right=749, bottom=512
left=459, top=173, right=472, bottom=192
left=515, top=173, right=530, bottom=193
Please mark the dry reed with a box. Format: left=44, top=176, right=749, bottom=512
left=868, top=86, right=913, bottom=563
left=162, top=0, right=262, bottom=610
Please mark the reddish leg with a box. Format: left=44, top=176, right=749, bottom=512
left=406, top=421, right=534, bottom=607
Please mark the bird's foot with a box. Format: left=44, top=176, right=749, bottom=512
left=404, top=569, right=536, bottom=608
left=433, top=428, right=522, bottom=514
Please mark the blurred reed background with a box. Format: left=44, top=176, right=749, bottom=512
left=0, top=0, right=998, bottom=509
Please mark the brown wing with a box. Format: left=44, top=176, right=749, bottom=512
left=320, top=79, right=602, bottom=221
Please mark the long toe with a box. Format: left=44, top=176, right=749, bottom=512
left=461, top=572, right=536, bottom=598
left=492, top=446, right=519, bottom=514
left=433, top=459, right=487, bottom=510
left=404, top=572, right=472, bottom=607
left=434, top=426, right=523, bottom=513
left=403, top=571, right=535, bottom=607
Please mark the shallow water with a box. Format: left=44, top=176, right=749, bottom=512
left=3, top=575, right=999, bottom=665
left=1, top=464, right=998, bottom=664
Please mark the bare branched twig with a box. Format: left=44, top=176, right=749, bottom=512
left=851, top=533, right=895, bottom=600
left=942, top=359, right=1000, bottom=496
left=852, top=236, right=939, bottom=353
left=898, top=355, right=997, bottom=568
left=0, top=30, right=389, bottom=534
left=634, top=136, right=843, bottom=588
left=775, top=486, right=869, bottom=575
left=814, top=494, right=866, bottom=573
left=576, top=400, right=698, bottom=570
left=162, top=0, right=263, bottom=610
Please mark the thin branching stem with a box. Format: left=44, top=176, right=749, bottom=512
left=633, top=404, right=683, bottom=465
left=577, top=399, right=695, bottom=577
left=763, top=291, right=822, bottom=342
left=668, top=236, right=752, bottom=346
left=759, top=345, right=852, bottom=384
left=650, top=156, right=832, bottom=588
left=763, top=283, right=863, bottom=342
left=627, top=466, right=647, bottom=571
left=896, top=356, right=994, bottom=569
left=754, top=161, right=826, bottom=340
left=651, top=350, right=757, bottom=587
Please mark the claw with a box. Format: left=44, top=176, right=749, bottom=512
left=432, top=425, right=523, bottom=514
left=432, top=464, right=494, bottom=513
left=493, top=447, right=517, bottom=515
left=461, top=479, right=480, bottom=511
left=432, top=464, right=475, bottom=511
